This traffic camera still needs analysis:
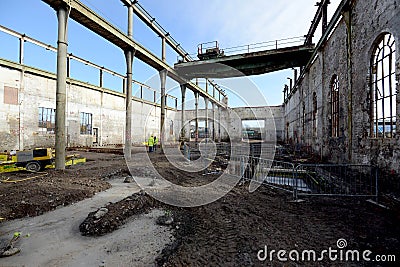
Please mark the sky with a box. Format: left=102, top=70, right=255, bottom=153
left=0, top=0, right=341, bottom=108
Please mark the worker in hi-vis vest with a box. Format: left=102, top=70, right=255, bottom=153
left=153, top=136, right=158, bottom=151
left=148, top=134, right=154, bottom=152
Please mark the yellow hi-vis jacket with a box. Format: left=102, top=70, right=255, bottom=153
left=148, top=136, right=154, bottom=146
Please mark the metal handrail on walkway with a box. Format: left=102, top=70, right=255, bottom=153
left=222, top=36, right=306, bottom=56
left=184, top=36, right=307, bottom=59
left=0, top=24, right=179, bottom=109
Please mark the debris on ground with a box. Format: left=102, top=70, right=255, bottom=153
left=0, top=232, right=30, bottom=258
left=156, top=211, right=174, bottom=226
left=79, top=191, right=159, bottom=236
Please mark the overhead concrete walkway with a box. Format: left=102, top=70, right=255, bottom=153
left=174, top=44, right=314, bottom=78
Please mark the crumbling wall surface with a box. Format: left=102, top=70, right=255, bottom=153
left=0, top=66, right=21, bottom=150
left=285, top=0, right=400, bottom=170
left=350, top=0, right=400, bottom=172
left=0, top=63, right=178, bottom=150
left=320, top=21, right=349, bottom=163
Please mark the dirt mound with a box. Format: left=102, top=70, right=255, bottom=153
left=79, top=191, right=159, bottom=236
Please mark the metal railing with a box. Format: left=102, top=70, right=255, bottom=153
left=180, top=142, right=379, bottom=201
left=0, top=24, right=179, bottom=109
left=228, top=154, right=378, bottom=200
left=184, top=36, right=307, bottom=59
left=222, top=36, right=306, bottom=56
left=294, top=164, right=378, bottom=200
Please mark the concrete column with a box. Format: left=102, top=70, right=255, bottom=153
left=124, top=50, right=133, bottom=159
left=205, top=98, right=209, bottom=138
left=195, top=92, right=199, bottom=143
left=218, top=106, right=221, bottom=142
left=212, top=102, right=216, bottom=140
left=55, top=6, right=68, bottom=170
left=18, top=36, right=25, bottom=150
left=124, top=4, right=134, bottom=160
left=159, top=69, right=167, bottom=150
left=180, top=84, right=186, bottom=140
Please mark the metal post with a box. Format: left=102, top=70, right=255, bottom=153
left=195, top=92, right=199, bottom=143
left=161, top=37, right=166, bottom=62
left=322, top=2, right=328, bottom=34
left=180, top=84, right=186, bottom=141
left=212, top=102, right=216, bottom=141
left=218, top=106, right=221, bottom=142
left=123, top=78, right=126, bottom=94
left=205, top=98, right=209, bottom=138
left=55, top=6, right=68, bottom=170
left=99, top=68, right=103, bottom=88
left=213, top=85, right=215, bottom=98
left=66, top=54, right=70, bottom=78
left=205, top=80, right=208, bottom=94
left=19, top=36, right=24, bottom=65
left=159, top=69, right=167, bottom=151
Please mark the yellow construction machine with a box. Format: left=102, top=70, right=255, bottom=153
left=0, top=148, right=85, bottom=173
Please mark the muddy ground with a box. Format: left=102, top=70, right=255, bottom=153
left=0, top=150, right=129, bottom=221
left=1, top=148, right=400, bottom=266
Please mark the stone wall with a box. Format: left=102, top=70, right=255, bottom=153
left=284, top=0, right=400, bottom=171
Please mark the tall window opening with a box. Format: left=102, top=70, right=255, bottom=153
left=80, top=112, right=93, bottom=135
left=331, top=75, right=340, bottom=137
left=312, top=92, right=317, bottom=137
left=371, top=33, right=396, bottom=138
left=39, top=107, right=56, bottom=133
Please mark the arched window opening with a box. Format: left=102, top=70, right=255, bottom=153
left=371, top=33, right=396, bottom=138
left=331, top=75, right=340, bottom=137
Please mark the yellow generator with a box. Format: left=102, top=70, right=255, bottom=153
left=14, top=148, right=54, bottom=172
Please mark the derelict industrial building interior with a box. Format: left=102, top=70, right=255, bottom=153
left=0, top=0, right=399, bottom=265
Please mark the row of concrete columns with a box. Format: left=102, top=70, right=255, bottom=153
left=53, top=5, right=223, bottom=169
left=190, top=90, right=221, bottom=143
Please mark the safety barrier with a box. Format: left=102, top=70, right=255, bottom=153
left=181, top=144, right=379, bottom=201
left=293, top=164, right=378, bottom=200
left=227, top=155, right=378, bottom=200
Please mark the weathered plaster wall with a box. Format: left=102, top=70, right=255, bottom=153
left=0, top=63, right=178, bottom=150
left=284, top=0, right=400, bottom=171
